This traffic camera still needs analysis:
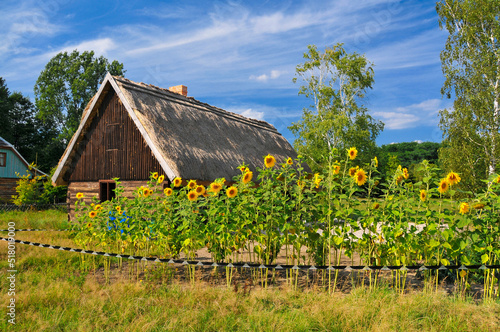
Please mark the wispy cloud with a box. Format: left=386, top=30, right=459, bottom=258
left=249, top=70, right=285, bottom=82
left=374, top=98, right=446, bottom=130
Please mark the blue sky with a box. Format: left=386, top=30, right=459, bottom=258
left=0, top=0, right=452, bottom=146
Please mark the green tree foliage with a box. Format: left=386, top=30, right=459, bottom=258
left=437, top=0, right=500, bottom=192
left=0, top=78, right=37, bottom=161
left=289, top=44, right=384, bottom=171
left=0, top=77, right=67, bottom=172
left=34, top=50, right=125, bottom=143
left=13, top=164, right=67, bottom=206
left=377, top=141, right=441, bottom=182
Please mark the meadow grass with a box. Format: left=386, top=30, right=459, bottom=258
left=1, top=210, right=500, bottom=331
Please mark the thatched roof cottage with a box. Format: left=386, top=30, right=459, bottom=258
left=52, top=74, right=298, bottom=216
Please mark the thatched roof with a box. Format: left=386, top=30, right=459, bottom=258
left=52, top=73, right=299, bottom=185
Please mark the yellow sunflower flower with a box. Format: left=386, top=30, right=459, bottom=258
left=94, top=204, right=101, bottom=210
left=420, top=190, right=427, bottom=202
left=239, top=165, right=246, bottom=173
left=373, top=156, right=378, bottom=168
left=89, top=211, right=97, bottom=218
left=226, top=186, right=238, bottom=198
left=187, top=190, right=198, bottom=201
left=152, top=172, right=158, bottom=180
left=173, top=177, right=182, bottom=187
left=195, top=185, right=205, bottom=196
left=446, top=171, right=461, bottom=186
left=242, top=171, right=253, bottom=184
left=372, top=202, right=380, bottom=210
left=187, top=180, right=197, bottom=190
left=349, top=167, right=358, bottom=177
left=76, top=192, right=84, bottom=199
left=314, top=173, right=322, bottom=188
left=209, top=182, right=222, bottom=194
left=402, top=168, right=409, bottom=180
left=495, top=175, right=500, bottom=183
left=158, top=175, right=165, bottom=184
left=459, top=202, right=469, bottom=214
left=332, top=164, right=341, bottom=175
left=116, top=206, right=121, bottom=212
left=297, top=180, right=305, bottom=189
left=264, top=154, right=276, bottom=168
left=438, top=178, right=449, bottom=194
left=286, top=157, right=293, bottom=165
left=347, top=147, right=358, bottom=160
left=355, top=168, right=367, bottom=186
left=164, top=188, right=173, bottom=196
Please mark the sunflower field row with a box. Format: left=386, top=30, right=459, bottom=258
left=73, top=149, right=500, bottom=295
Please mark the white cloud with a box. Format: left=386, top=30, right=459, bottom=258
left=55, top=38, right=117, bottom=57
left=249, top=69, right=285, bottom=82
left=238, top=108, right=265, bottom=121
left=374, top=98, right=446, bottom=130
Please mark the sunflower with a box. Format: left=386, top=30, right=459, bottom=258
left=459, top=202, right=469, bottom=214
left=152, top=172, right=158, bottom=180
left=347, top=147, right=358, bottom=160
left=495, top=175, right=500, bottom=184
left=438, top=178, right=449, bottom=194
left=86, top=222, right=92, bottom=228
left=349, top=167, right=358, bottom=177
left=446, top=171, right=461, bottom=186
left=89, top=211, right=97, bottom=218
left=158, top=175, right=165, bottom=184
left=372, top=203, right=380, bottom=210
left=264, top=154, right=276, bottom=168
left=242, top=171, right=253, bottom=184
left=314, top=173, right=322, bottom=188
left=195, top=185, right=205, bottom=196
left=187, top=180, right=197, bottom=190
left=94, top=204, right=101, bottom=210
left=239, top=165, right=246, bottom=173
left=373, top=156, right=378, bottom=168
left=473, top=203, right=485, bottom=210
left=164, top=188, right=173, bottom=196
left=173, top=177, right=182, bottom=187
left=286, top=157, right=293, bottom=165
left=187, top=190, right=198, bottom=201
left=143, top=189, right=153, bottom=198
left=297, top=180, right=305, bottom=189
left=332, top=164, right=341, bottom=175
left=226, top=186, right=238, bottom=198
left=76, top=192, right=84, bottom=199
left=355, top=168, right=367, bottom=186
left=420, top=190, right=427, bottom=202
left=209, top=182, right=222, bottom=194
left=402, top=168, right=409, bottom=180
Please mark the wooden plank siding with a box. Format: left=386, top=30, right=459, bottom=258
left=68, top=91, right=166, bottom=183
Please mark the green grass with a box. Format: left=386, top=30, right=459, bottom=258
left=1, top=210, right=499, bottom=331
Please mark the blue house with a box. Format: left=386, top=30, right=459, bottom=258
left=0, top=136, right=46, bottom=203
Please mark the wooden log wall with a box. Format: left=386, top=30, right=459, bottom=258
left=68, top=91, right=166, bottom=182
left=0, top=178, right=18, bottom=203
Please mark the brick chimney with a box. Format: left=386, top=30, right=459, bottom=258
left=168, top=85, right=187, bottom=97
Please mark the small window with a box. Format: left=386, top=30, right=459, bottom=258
left=99, top=180, right=116, bottom=202
left=0, top=152, right=6, bottom=167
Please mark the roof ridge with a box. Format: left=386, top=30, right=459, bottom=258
left=112, top=75, right=278, bottom=133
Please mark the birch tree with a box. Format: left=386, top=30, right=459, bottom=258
left=437, top=0, right=500, bottom=189
left=289, top=43, right=384, bottom=171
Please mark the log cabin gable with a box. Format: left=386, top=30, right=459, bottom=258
left=67, top=90, right=165, bottom=182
